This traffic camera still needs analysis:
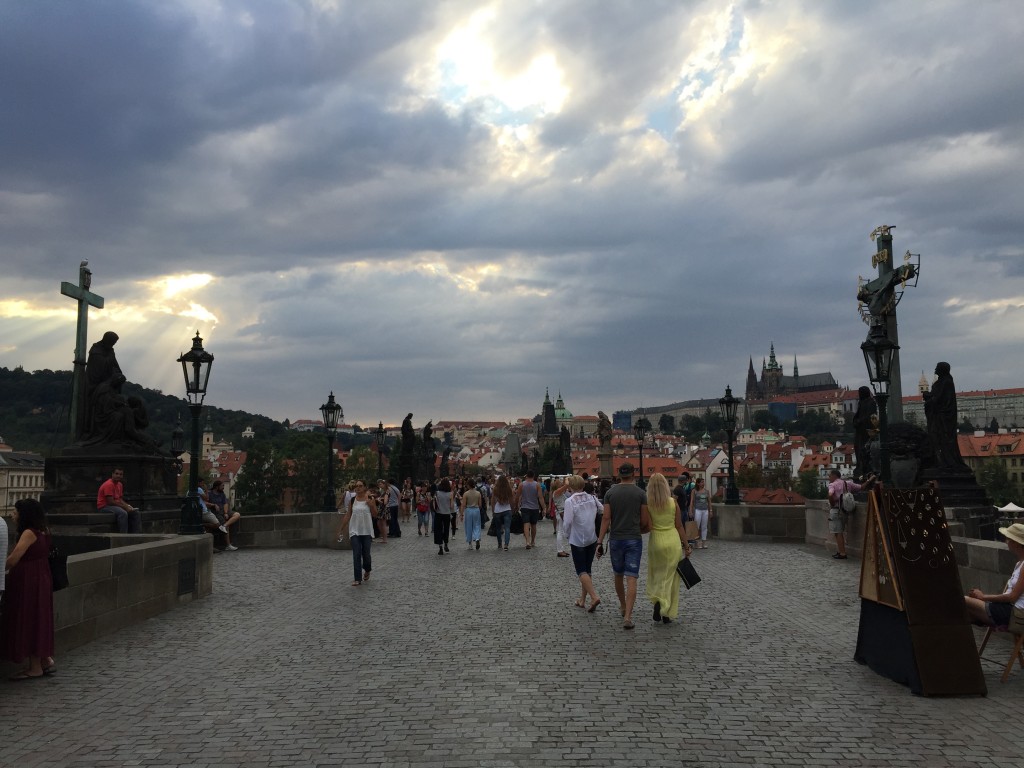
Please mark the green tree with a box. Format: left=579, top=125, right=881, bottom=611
left=658, top=414, right=676, bottom=435
left=681, top=415, right=705, bottom=442
left=736, top=464, right=764, bottom=488
left=283, top=432, right=335, bottom=512
left=795, top=469, right=826, bottom=499
left=751, top=409, right=781, bottom=431
left=764, top=466, right=793, bottom=491
left=233, top=441, right=285, bottom=514
left=976, top=458, right=1014, bottom=506
left=343, top=446, right=379, bottom=484
left=958, top=417, right=975, bottom=433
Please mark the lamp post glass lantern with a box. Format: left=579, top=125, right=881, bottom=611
left=320, top=392, right=343, bottom=511
left=170, top=415, right=185, bottom=475
left=861, top=332, right=899, bottom=483
left=374, top=421, right=386, bottom=478
left=177, top=332, right=214, bottom=534
left=719, top=385, right=741, bottom=505
left=633, top=412, right=651, bottom=488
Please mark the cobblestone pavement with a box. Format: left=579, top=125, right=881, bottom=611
left=2, top=527, right=1022, bottom=767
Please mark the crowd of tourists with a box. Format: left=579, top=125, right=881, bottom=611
left=334, top=462, right=710, bottom=629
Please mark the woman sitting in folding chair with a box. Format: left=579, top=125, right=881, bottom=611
left=964, top=523, right=1024, bottom=627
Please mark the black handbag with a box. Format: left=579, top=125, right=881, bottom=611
left=510, top=511, right=524, bottom=535
left=676, top=556, right=701, bottom=590
left=49, top=543, right=70, bottom=592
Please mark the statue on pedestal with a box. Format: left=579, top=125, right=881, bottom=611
left=853, top=386, right=878, bottom=481
left=923, top=362, right=971, bottom=472
left=76, top=330, right=160, bottom=454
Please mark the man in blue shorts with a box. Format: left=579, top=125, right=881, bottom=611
left=514, top=470, right=546, bottom=549
left=597, top=462, right=649, bottom=630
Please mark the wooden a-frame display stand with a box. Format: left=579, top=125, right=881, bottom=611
left=853, top=486, right=986, bottom=696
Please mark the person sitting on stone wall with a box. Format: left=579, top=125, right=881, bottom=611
left=207, top=479, right=240, bottom=551
left=964, top=523, right=1024, bottom=627
left=96, top=467, right=141, bottom=533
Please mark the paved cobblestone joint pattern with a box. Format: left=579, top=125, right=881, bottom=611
left=2, top=532, right=1022, bottom=767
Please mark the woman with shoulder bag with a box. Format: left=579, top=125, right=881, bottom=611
left=645, top=473, right=690, bottom=624
left=2, top=498, right=56, bottom=680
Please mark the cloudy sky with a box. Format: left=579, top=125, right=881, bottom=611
left=2, top=0, right=1022, bottom=429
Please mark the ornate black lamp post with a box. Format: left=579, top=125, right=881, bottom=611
left=719, top=385, right=741, bottom=505
left=170, top=415, right=185, bottom=475
left=374, top=421, right=386, bottom=478
left=320, top=392, right=342, bottom=511
left=177, top=332, right=214, bottom=534
left=861, top=330, right=898, bottom=483
left=633, top=411, right=650, bottom=488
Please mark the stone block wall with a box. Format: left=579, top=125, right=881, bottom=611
left=715, top=504, right=806, bottom=543
left=230, top=511, right=340, bottom=549
left=54, top=535, right=212, bottom=654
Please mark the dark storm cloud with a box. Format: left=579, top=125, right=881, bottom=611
left=2, top=0, right=1023, bottom=425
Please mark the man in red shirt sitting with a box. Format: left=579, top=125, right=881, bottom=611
left=97, top=468, right=141, bottom=533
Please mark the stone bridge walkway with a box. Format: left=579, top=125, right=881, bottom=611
left=2, top=530, right=1021, bottom=767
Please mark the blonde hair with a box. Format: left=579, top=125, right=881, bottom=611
left=646, top=473, right=671, bottom=510
left=567, top=475, right=585, bottom=491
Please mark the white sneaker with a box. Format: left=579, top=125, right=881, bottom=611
left=218, top=525, right=228, bottom=534
left=225, top=544, right=238, bottom=551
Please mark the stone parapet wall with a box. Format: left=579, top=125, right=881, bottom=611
left=715, top=504, right=806, bottom=543
left=953, top=537, right=1020, bottom=596
left=230, top=511, right=345, bottom=549
left=55, top=534, right=212, bottom=654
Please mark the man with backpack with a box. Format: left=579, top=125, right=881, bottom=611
left=826, top=469, right=876, bottom=560
left=673, top=472, right=695, bottom=545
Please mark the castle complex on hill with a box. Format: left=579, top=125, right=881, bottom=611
left=744, top=344, right=839, bottom=403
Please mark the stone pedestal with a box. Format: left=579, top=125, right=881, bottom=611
left=923, top=467, right=995, bottom=539
left=598, top=447, right=612, bottom=480
left=42, top=454, right=182, bottom=534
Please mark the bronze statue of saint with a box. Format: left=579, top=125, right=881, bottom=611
left=401, top=413, right=415, bottom=451
left=597, top=411, right=612, bottom=449
left=923, top=362, right=970, bottom=471
left=852, top=386, right=877, bottom=480
left=85, top=331, right=122, bottom=432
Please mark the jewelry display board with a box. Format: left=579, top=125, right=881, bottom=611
left=859, top=491, right=903, bottom=610
left=854, top=487, right=986, bottom=696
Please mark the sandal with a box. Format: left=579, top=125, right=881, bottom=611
left=622, top=619, right=635, bottom=630
left=351, top=580, right=362, bottom=586
left=587, top=599, right=601, bottom=613
left=574, top=599, right=586, bottom=608
left=9, top=670, right=44, bottom=681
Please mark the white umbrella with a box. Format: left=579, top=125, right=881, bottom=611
left=995, top=502, right=1024, bottom=513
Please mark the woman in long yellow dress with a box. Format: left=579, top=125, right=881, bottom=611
left=645, top=473, right=690, bottom=624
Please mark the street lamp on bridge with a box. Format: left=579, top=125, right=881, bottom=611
left=719, top=385, right=741, bottom=505
left=177, top=332, right=214, bottom=534
left=861, top=329, right=898, bottom=484
left=374, top=421, right=386, bottom=479
left=320, top=392, right=342, bottom=512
